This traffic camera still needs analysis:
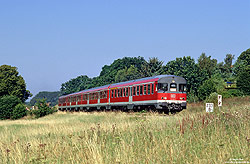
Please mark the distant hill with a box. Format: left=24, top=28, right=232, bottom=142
left=29, top=91, right=61, bottom=106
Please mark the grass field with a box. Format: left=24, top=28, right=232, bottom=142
left=0, top=97, right=249, bottom=164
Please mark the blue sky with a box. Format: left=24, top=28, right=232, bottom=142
left=1, top=0, right=250, bottom=99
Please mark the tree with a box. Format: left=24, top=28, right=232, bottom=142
left=11, top=103, right=27, bottom=120
left=234, top=48, right=250, bottom=76
left=197, top=79, right=216, bottom=101
left=0, top=65, right=32, bottom=102
left=197, top=53, right=217, bottom=77
left=60, top=75, right=92, bottom=95
left=115, top=65, right=144, bottom=83
left=140, top=57, right=165, bottom=77
left=224, top=54, right=235, bottom=74
left=98, top=56, right=146, bottom=85
left=236, top=66, right=250, bottom=95
left=32, top=99, right=57, bottom=118
left=0, top=95, right=21, bottom=120
left=165, top=56, right=208, bottom=95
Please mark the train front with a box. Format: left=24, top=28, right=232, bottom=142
left=156, top=75, right=187, bottom=112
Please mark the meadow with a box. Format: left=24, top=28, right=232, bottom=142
left=0, top=97, right=249, bottom=164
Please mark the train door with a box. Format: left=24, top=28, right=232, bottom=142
left=98, top=92, right=100, bottom=104
left=87, top=94, right=89, bottom=105
left=129, top=86, right=132, bottom=104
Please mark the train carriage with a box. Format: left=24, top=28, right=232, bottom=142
left=58, top=75, right=187, bottom=113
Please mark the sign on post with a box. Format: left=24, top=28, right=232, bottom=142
left=206, top=103, right=214, bottom=112
left=218, top=95, right=222, bottom=107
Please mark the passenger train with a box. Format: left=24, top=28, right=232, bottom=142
left=58, top=75, right=187, bottom=113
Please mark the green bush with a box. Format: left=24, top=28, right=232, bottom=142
left=11, top=103, right=27, bottom=120
left=0, top=95, right=22, bottom=120
left=205, top=92, right=218, bottom=105
left=187, top=89, right=199, bottom=103
left=220, top=89, right=244, bottom=98
left=32, top=99, right=57, bottom=118
left=198, top=79, right=216, bottom=101
left=237, top=66, right=250, bottom=95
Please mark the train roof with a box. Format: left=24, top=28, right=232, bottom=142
left=59, top=75, right=183, bottom=98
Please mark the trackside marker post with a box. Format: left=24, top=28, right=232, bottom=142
left=206, top=103, right=214, bottom=112
left=218, top=95, right=222, bottom=111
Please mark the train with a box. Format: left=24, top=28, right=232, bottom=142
left=58, top=75, right=187, bottom=113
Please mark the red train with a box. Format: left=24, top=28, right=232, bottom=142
left=58, top=75, right=187, bottom=113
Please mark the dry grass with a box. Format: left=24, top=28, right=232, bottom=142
left=0, top=97, right=249, bottom=163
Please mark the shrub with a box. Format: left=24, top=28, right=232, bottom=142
left=198, top=79, right=216, bottom=101
left=237, top=66, right=250, bottom=95
left=205, top=92, right=218, bottom=105
left=11, top=103, right=27, bottom=120
left=32, top=99, right=57, bottom=118
left=0, top=95, right=21, bottom=120
left=220, top=89, right=244, bottom=98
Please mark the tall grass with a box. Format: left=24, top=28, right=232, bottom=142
left=0, top=97, right=249, bottom=163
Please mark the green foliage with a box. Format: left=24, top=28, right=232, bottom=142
left=220, top=89, right=244, bottom=98
left=61, top=75, right=92, bottom=95
left=165, top=56, right=208, bottom=95
left=0, top=95, right=22, bottom=120
left=140, top=57, right=165, bottom=77
left=29, top=91, right=61, bottom=106
left=198, top=79, right=216, bottom=101
left=186, top=89, right=199, bottom=103
left=205, top=92, right=218, bottom=105
left=11, top=103, right=27, bottom=120
left=234, top=48, right=250, bottom=76
left=115, top=65, right=144, bottom=83
left=60, top=57, right=148, bottom=95
left=32, top=99, right=57, bottom=118
left=236, top=66, right=250, bottom=95
left=198, top=53, right=217, bottom=77
left=0, top=65, right=32, bottom=102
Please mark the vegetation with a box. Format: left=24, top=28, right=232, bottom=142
left=0, top=97, right=249, bottom=163
left=0, top=65, right=32, bottom=102
left=0, top=95, right=23, bottom=120
left=11, top=103, right=27, bottom=120
left=31, top=99, right=57, bottom=118
left=29, top=91, right=61, bottom=107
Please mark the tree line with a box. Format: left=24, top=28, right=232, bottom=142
left=61, top=48, right=250, bottom=102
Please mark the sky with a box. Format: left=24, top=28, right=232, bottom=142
left=1, top=0, right=250, bottom=100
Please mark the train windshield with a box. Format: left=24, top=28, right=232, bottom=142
left=170, top=83, right=177, bottom=92
left=157, top=83, right=168, bottom=91
left=179, top=84, right=187, bottom=92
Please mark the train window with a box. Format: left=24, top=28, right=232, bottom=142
left=148, top=84, right=151, bottom=94
left=151, top=84, right=154, bottom=94
left=126, top=88, right=129, bottom=97
left=157, top=83, right=168, bottom=92
left=118, top=89, right=120, bottom=97
left=170, top=83, right=177, bottom=92
left=121, top=88, right=122, bottom=97
left=115, top=89, right=117, bottom=98
left=133, top=86, right=135, bottom=96
left=111, top=90, right=114, bottom=98
left=144, top=85, right=146, bottom=95
left=137, top=86, right=139, bottom=95
left=123, top=88, right=125, bottom=97
left=140, top=85, right=143, bottom=95
left=179, top=84, right=187, bottom=92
